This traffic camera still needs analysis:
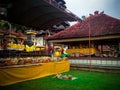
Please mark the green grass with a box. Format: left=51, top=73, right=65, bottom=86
left=0, top=70, right=120, bottom=90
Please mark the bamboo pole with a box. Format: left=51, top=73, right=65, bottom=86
left=88, top=22, right=92, bottom=71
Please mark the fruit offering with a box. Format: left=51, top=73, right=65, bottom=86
left=0, top=56, right=68, bottom=66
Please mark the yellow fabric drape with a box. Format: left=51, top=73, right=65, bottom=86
left=0, top=60, right=70, bottom=86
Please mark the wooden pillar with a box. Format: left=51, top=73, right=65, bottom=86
left=99, top=44, right=103, bottom=54
left=79, top=43, right=82, bottom=48
left=91, top=41, right=94, bottom=48
left=68, top=43, right=71, bottom=49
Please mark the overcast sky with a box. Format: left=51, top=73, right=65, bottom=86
left=65, top=0, right=120, bottom=22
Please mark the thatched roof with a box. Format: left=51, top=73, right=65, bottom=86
left=47, top=11, right=120, bottom=40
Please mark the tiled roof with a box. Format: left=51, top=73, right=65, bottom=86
left=47, top=11, right=120, bottom=40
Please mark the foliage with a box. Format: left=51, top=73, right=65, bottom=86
left=0, top=20, right=9, bottom=30
left=0, top=19, right=28, bottom=32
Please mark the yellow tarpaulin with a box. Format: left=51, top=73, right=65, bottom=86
left=0, top=60, right=70, bottom=86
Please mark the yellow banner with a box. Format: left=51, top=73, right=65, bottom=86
left=0, top=60, right=70, bottom=86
